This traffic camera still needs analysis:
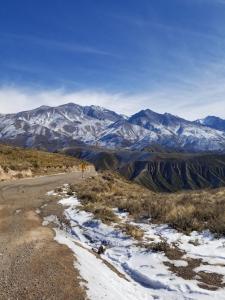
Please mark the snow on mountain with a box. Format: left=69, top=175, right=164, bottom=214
left=1, top=103, right=225, bottom=152
left=196, top=116, right=225, bottom=133
left=128, top=110, right=225, bottom=151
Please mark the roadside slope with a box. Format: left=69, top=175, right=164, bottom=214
left=0, top=143, right=92, bottom=181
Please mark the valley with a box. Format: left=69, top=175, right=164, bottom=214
left=63, top=146, right=225, bottom=192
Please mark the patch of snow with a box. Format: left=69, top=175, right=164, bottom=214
left=55, top=230, right=154, bottom=300
left=155, top=228, right=225, bottom=267
left=46, top=190, right=58, bottom=196
left=54, top=195, right=225, bottom=299
left=195, top=264, right=225, bottom=277
left=59, top=196, right=80, bottom=207
left=42, top=215, right=59, bottom=226
left=172, top=260, right=188, bottom=268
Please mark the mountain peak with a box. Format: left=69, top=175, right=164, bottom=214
left=58, top=102, right=82, bottom=108
left=196, top=115, right=225, bottom=132
left=89, top=105, right=106, bottom=111
left=37, top=105, right=51, bottom=110
left=1, top=104, right=225, bottom=152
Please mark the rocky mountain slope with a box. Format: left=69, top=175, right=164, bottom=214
left=63, top=146, right=225, bottom=192
left=1, top=103, right=225, bottom=152
left=196, top=116, right=225, bottom=133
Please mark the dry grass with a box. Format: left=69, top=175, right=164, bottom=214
left=164, top=259, right=225, bottom=290
left=71, top=171, right=225, bottom=236
left=118, top=223, right=144, bottom=240
left=68, top=172, right=225, bottom=291
left=141, top=240, right=185, bottom=260
left=82, top=202, right=119, bottom=224
left=0, top=144, right=88, bottom=176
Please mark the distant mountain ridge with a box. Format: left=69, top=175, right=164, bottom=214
left=63, top=146, right=225, bottom=192
left=1, top=102, right=225, bottom=152
left=196, top=116, right=225, bottom=133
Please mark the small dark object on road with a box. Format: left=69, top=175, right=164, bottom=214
left=97, top=245, right=106, bottom=255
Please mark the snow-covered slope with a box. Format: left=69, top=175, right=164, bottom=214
left=196, top=116, right=225, bottom=133
left=44, top=187, right=225, bottom=300
left=1, top=103, right=225, bottom=152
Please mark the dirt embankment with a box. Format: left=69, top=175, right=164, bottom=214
left=0, top=166, right=33, bottom=180
left=0, top=164, right=96, bottom=181
left=0, top=143, right=95, bottom=181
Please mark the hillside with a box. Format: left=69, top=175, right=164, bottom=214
left=63, top=146, right=225, bottom=192
left=0, top=143, right=90, bottom=180
left=49, top=172, right=225, bottom=298
left=70, top=171, right=225, bottom=236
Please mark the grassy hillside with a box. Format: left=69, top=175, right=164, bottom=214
left=0, top=144, right=88, bottom=178
left=70, top=171, right=225, bottom=236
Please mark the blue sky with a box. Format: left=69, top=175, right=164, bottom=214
left=0, top=0, right=225, bottom=119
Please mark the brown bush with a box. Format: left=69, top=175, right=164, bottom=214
left=119, top=223, right=144, bottom=240
left=71, top=171, right=225, bottom=236
left=83, top=202, right=118, bottom=224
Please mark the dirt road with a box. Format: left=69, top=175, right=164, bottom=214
left=0, top=171, right=96, bottom=300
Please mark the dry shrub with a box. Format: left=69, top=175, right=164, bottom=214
left=165, top=204, right=197, bottom=232
left=144, top=241, right=185, bottom=260
left=77, top=190, right=99, bottom=203
left=67, top=189, right=74, bottom=196
left=145, top=241, right=169, bottom=253
left=71, top=171, right=225, bottom=236
left=83, top=202, right=118, bottom=224
left=119, top=224, right=144, bottom=240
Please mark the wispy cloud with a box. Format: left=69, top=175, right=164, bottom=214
left=112, top=12, right=225, bottom=43
left=0, top=33, right=115, bottom=57
left=0, top=70, right=225, bottom=120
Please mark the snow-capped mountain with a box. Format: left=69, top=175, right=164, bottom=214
left=1, top=103, right=225, bottom=152
left=196, top=116, right=225, bottom=133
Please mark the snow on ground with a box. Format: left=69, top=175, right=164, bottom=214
left=35, top=208, right=41, bottom=214
left=46, top=190, right=58, bottom=196
left=144, top=223, right=225, bottom=268
left=50, top=190, right=225, bottom=300
left=42, top=215, right=59, bottom=226
left=55, top=230, right=153, bottom=300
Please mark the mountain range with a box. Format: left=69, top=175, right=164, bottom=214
left=1, top=103, right=225, bottom=152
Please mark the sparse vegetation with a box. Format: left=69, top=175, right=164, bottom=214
left=164, top=259, right=225, bottom=290
left=118, top=223, right=144, bottom=240
left=82, top=202, right=119, bottom=224
left=71, top=171, right=225, bottom=236
left=0, top=143, right=88, bottom=178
